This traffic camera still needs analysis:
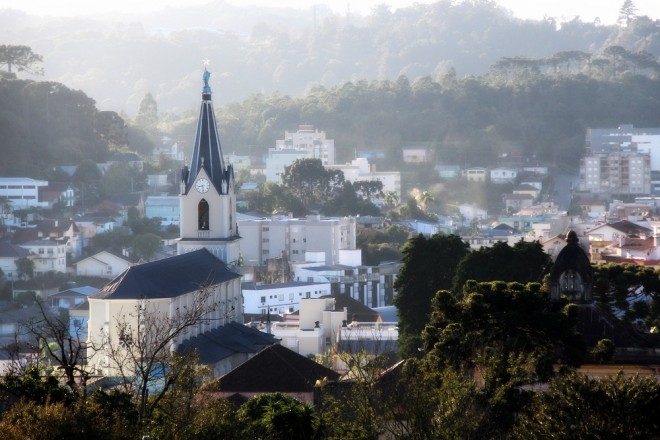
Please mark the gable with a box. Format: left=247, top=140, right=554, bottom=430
left=217, top=344, right=340, bottom=393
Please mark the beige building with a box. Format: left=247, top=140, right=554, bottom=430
left=239, top=214, right=357, bottom=266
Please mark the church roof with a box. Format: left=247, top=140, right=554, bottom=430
left=184, top=68, right=232, bottom=195
left=91, top=248, right=240, bottom=300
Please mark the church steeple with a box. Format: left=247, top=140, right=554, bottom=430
left=183, top=68, right=233, bottom=195
left=178, top=67, right=240, bottom=267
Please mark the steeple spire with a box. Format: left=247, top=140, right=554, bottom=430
left=183, top=67, right=233, bottom=195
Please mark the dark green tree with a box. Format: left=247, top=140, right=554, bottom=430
left=72, top=159, right=103, bottom=210
left=281, top=158, right=344, bottom=209
left=236, top=393, right=321, bottom=440
left=421, top=281, right=585, bottom=434
left=245, top=182, right=307, bottom=216
left=15, top=257, right=35, bottom=281
left=513, top=371, right=660, bottom=439
left=132, top=233, right=162, bottom=262
left=393, top=233, right=469, bottom=357
left=452, top=240, right=552, bottom=291
left=0, top=45, right=43, bottom=75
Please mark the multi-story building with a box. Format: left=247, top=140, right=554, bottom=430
left=18, top=239, right=67, bottom=275
left=266, top=125, right=336, bottom=182
left=329, top=157, right=401, bottom=204
left=0, top=177, right=49, bottom=209
left=242, top=280, right=331, bottom=315
left=587, top=124, right=660, bottom=170
left=239, top=214, right=357, bottom=266
left=580, top=149, right=651, bottom=194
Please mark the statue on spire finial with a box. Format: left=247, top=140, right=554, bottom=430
left=202, top=59, right=212, bottom=94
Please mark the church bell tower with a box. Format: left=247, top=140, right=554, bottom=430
left=177, top=68, right=241, bottom=266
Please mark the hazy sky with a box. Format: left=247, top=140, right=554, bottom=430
left=0, top=0, right=658, bottom=25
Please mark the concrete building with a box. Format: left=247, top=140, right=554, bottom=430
left=329, top=157, right=401, bottom=204
left=580, top=150, right=651, bottom=195
left=0, top=177, right=49, bottom=209
left=266, top=125, right=336, bottom=182
left=242, top=280, right=331, bottom=315
left=239, top=214, right=357, bottom=266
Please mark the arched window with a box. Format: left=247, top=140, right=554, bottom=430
left=198, top=199, right=209, bottom=230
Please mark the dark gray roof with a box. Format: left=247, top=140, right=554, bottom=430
left=216, top=343, right=340, bottom=393
left=91, top=248, right=240, bottom=300
left=177, top=321, right=279, bottom=364
left=0, top=241, right=31, bottom=258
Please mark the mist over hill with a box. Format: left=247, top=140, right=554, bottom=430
left=3, top=0, right=654, bottom=117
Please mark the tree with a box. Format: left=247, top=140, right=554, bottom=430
left=353, top=180, right=383, bottom=201
left=135, top=92, right=158, bottom=133
left=452, top=240, right=552, bottom=291
left=393, top=233, right=470, bottom=357
left=15, top=257, right=35, bottom=281
left=132, top=233, right=162, bottom=262
left=618, top=0, right=637, bottom=26
left=421, top=281, right=586, bottom=432
left=20, top=300, right=94, bottom=396
left=236, top=393, right=321, bottom=440
left=72, top=159, right=103, bottom=210
left=246, top=182, right=307, bottom=216
left=281, top=158, right=344, bottom=209
left=0, top=45, right=43, bottom=75
left=513, top=371, right=660, bottom=439
left=100, top=286, right=219, bottom=426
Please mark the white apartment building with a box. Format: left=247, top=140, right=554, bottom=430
left=580, top=150, right=651, bottom=194
left=329, top=157, right=401, bottom=204
left=19, top=239, right=67, bottom=275
left=587, top=125, right=660, bottom=170
left=238, top=214, right=357, bottom=266
left=242, top=281, right=331, bottom=315
left=0, top=177, right=49, bottom=209
left=266, top=125, right=336, bottom=182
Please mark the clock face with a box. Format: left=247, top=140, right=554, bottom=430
left=195, top=178, right=210, bottom=193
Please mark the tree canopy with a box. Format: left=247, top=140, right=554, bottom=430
left=393, top=233, right=470, bottom=357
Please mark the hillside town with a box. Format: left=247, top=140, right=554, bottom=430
left=3, top=1, right=660, bottom=436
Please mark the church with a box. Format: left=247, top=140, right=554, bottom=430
left=86, top=69, right=276, bottom=378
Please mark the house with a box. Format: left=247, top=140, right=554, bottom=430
left=17, top=239, right=67, bottom=275
left=74, top=250, right=133, bottom=279
left=503, top=193, right=534, bottom=212
left=513, top=183, right=540, bottom=199
left=212, top=343, right=340, bottom=403
left=435, top=164, right=461, bottom=179
left=144, top=196, right=180, bottom=227
left=464, top=167, right=487, bottom=182
left=38, top=182, right=76, bottom=208
left=490, top=167, right=518, bottom=184
left=402, top=147, right=429, bottom=163
left=0, top=241, right=33, bottom=279
left=48, top=285, right=98, bottom=309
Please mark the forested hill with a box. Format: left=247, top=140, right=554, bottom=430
left=2, top=0, right=660, bottom=116
left=3, top=72, right=660, bottom=178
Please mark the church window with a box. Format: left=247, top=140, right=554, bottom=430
left=198, top=199, right=210, bottom=230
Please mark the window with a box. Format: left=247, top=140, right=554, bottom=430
left=260, top=296, right=266, bottom=303
left=198, top=199, right=210, bottom=230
